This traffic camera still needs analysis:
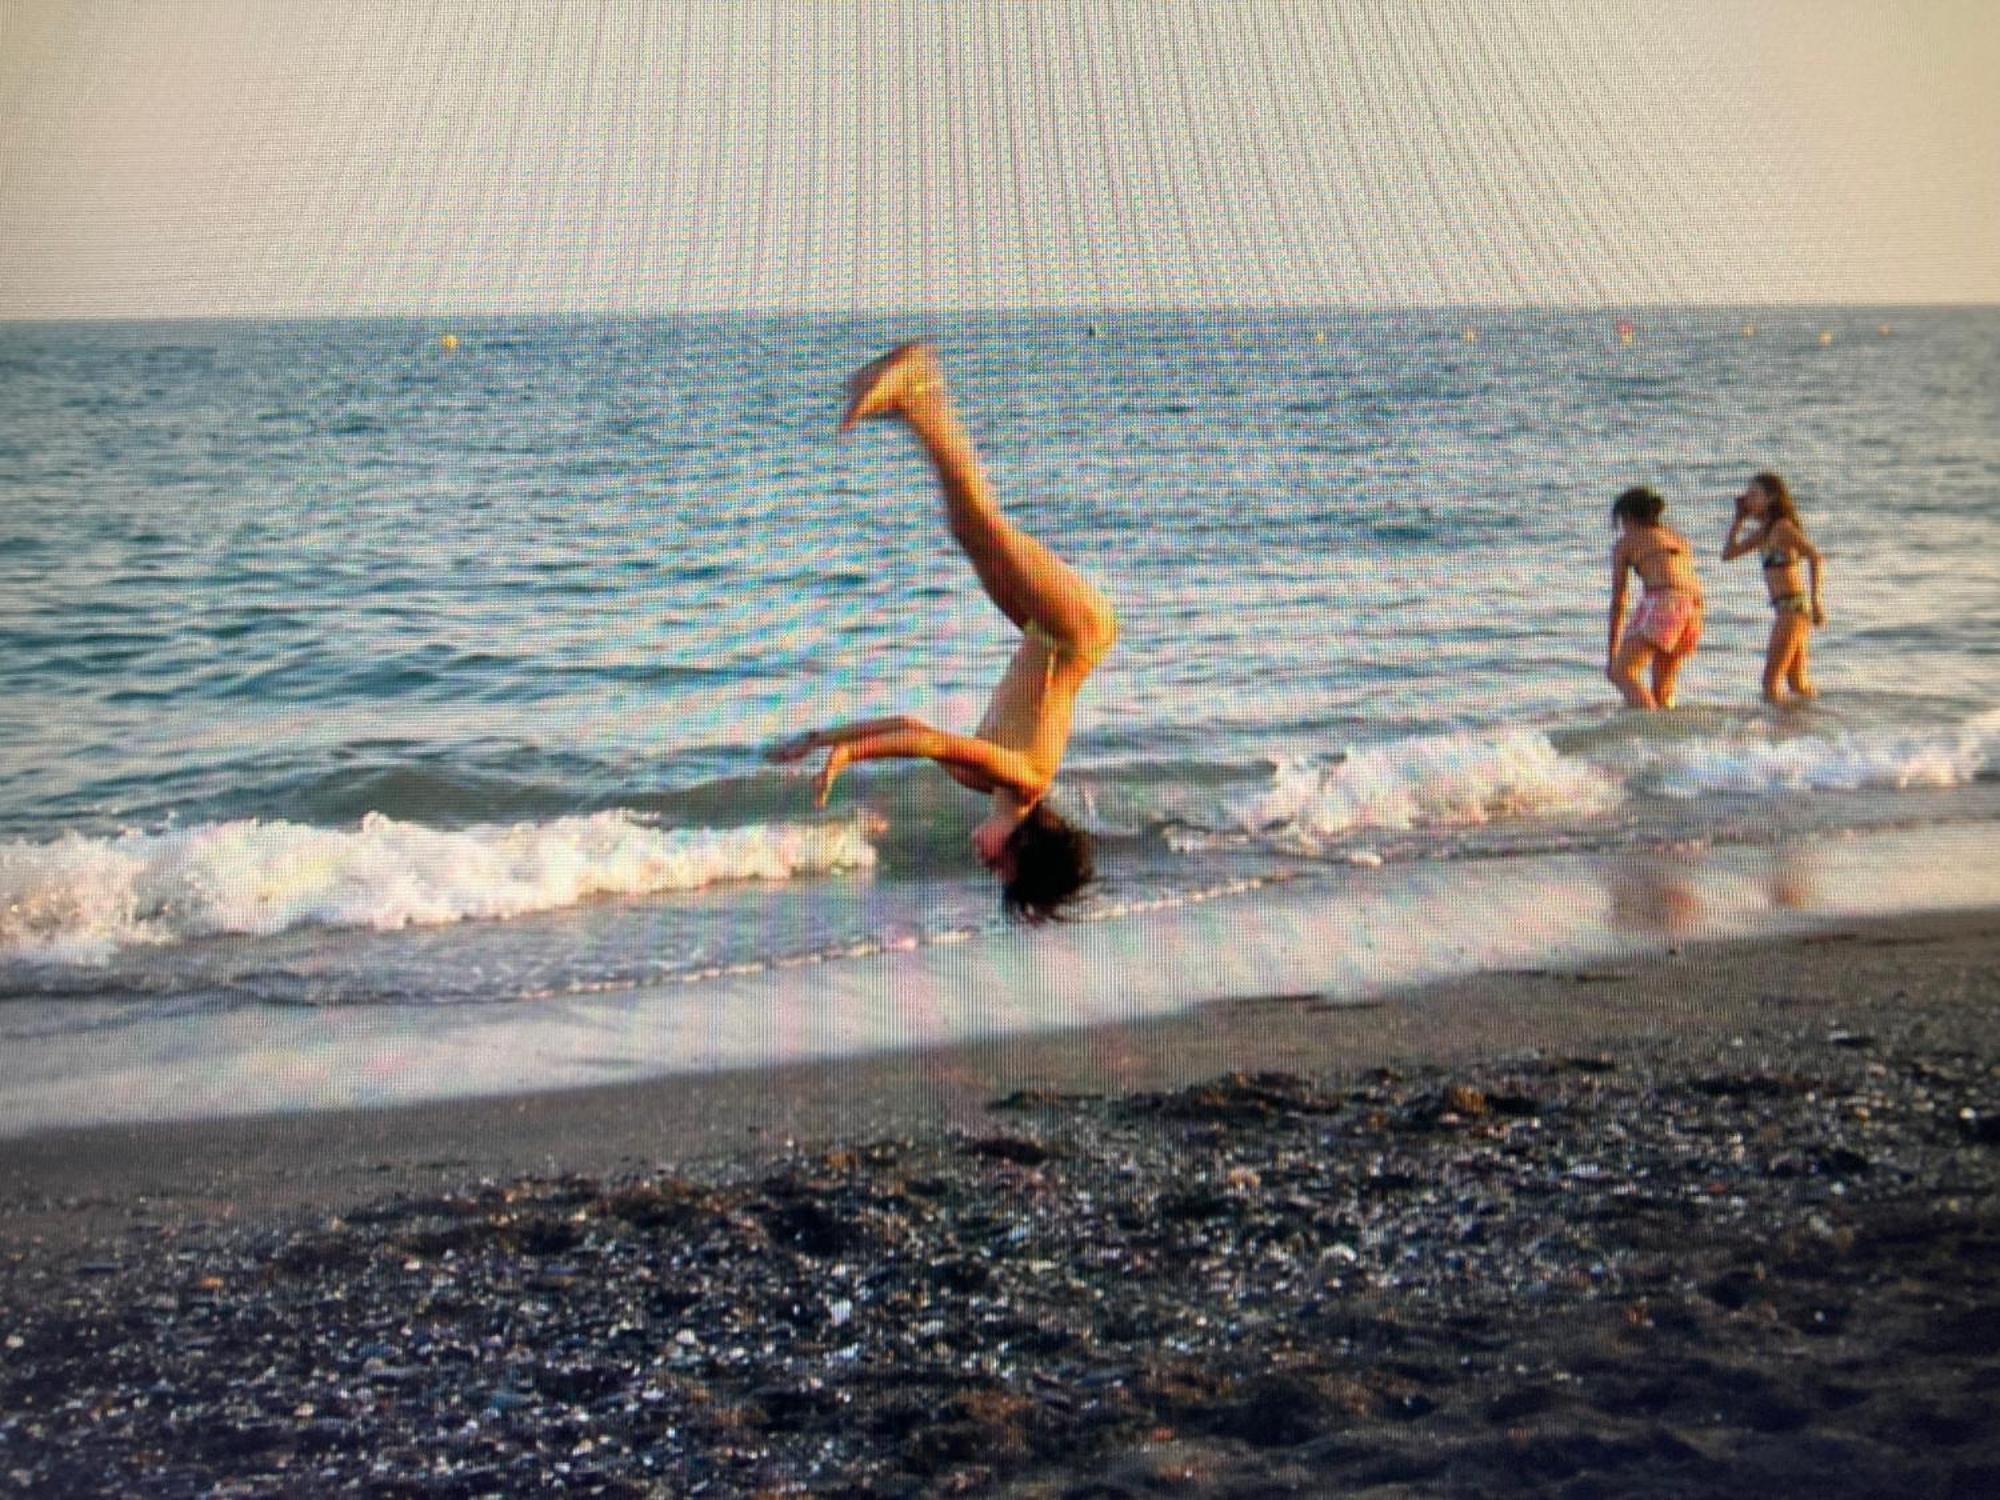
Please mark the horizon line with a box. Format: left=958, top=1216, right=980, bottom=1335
left=3, top=298, right=1994, bottom=327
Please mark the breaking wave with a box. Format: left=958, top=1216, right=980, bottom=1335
left=1642, top=711, right=2000, bottom=797
left=1231, top=728, right=1624, bottom=850
left=0, top=810, right=876, bottom=965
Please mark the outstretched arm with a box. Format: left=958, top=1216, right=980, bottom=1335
left=811, top=729, right=1042, bottom=808
left=767, top=716, right=929, bottom=764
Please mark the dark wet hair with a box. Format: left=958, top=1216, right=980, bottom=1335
left=1750, top=471, right=1799, bottom=526
left=1612, top=485, right=1666, bottom=526
left=1000, top=803, right=1095, bottom=923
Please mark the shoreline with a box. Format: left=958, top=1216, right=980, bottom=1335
left=1, top=906, right=1995, bottom=1495
left=2, top=906, right=1996, bottom=1495
left=3, top=906, right=1992, bottom=1255
left=9, top=820, right=2000, bottom=1137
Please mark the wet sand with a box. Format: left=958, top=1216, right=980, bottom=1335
left=2, top=908, right=1997, bottom=1495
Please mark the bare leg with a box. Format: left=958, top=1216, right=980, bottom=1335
left=842, top=344, right=1116, bottom=655
left=1763, top=616, right=1810, bottom=705
left=1785, top=629, right=1818, bottom=700
left=1609, top=637, right=1660, bottom=710
left=1651, top=645, right=1692, bottom=710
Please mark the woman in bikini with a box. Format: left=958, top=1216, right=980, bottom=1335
left=1721, top=471, right=1826, bottom=705
left=767, top=343, right=1117, bottom=920
left=1606, top=485, right=1704, bottom=711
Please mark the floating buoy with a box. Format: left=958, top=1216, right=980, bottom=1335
left=1461, top=327, right=1478, bottom=344
left=1877, top=322, right=1892, bottom=337
left=1818, top=330, right=1834, bottom=346
left=1314, top=330, right=1328, bottom=345
left=1742, top=322, right=1757, bottom=338
left=439, top=333, right=459, bottom=352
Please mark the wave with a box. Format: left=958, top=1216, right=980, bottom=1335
left=1085, top=711, right=2000, bottom=855
left=1641, top=711, right=2000, bottom=797
left=0, top=810, right=875, bottom=966
left=1225, top=728, right=1623, bottom=851
left=9, top=710, right=1994, bottom=969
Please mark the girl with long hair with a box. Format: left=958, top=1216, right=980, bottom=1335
left=1721, top=471, right=1827, bottom=704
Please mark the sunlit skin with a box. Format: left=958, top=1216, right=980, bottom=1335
left=766, top=344, right=1117, bottom=883
left=1606, top=508, right=1704, bottom=711
left=1721, top=477, right=1827, bottom=706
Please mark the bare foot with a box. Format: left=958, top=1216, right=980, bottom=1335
left=839, top=342, right=942, bottom=432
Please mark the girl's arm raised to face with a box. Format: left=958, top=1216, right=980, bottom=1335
left=1720, top=513, right=1767, bottom=562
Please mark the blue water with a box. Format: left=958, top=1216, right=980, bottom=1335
left=2, top=308, right=1997, bottom=1026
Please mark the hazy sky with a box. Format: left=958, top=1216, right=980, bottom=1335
left=3, top=0, right=1995, bottom=317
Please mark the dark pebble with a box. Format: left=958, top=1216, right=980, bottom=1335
left=7, top=1010, right=2000, bottom=1498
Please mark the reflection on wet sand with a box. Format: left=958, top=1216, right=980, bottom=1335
left=1767, top=842, right=1822, bottom=910
left=1605, top=840, right=1827, bottom=936
left=1607, top=850, right=1708, bottom=934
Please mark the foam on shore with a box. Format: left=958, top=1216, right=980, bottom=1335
left=0, top=811, right=876, bottom=965
left=2, top=822, right=1994, bottom=1136
left=1235, top=728, right=1622, bottom=851
left=1642, top=711, right=2000, bottom=797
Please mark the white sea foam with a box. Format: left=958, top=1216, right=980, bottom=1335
left=1236, top=728, right=1623, bottom=849
left=0, top=811, right=875, bottom=965
left=1646, top=711, right=2000, bottom=798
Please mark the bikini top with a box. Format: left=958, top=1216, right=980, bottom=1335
left=1760, top=520, right=1806, bottom=568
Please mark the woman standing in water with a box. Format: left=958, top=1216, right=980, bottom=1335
left=1722, top=471, right=1827, bottom=705
left=1606, top=486, right=1704, bottom=711
left=768, top=343, right=1117, bottom=920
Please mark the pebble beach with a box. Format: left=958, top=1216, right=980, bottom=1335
left=4, top=908, right=1996, bottom=1497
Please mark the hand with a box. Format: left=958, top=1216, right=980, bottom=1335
left=814, top=745, right=850, bottom=808
left=766, top=732, right=818, bottom=765
left=1812, top=603, right=1827, bottom=627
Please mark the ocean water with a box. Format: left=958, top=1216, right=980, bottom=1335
left=3, top=308, right=1997, bottom=1127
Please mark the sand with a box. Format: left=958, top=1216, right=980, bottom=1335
left=2, top=907, right=1996, bottom=1495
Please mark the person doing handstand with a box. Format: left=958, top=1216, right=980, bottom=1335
left=768, top=343, right=1117, bottom=920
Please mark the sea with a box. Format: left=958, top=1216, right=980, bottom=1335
left=3, top=307, right=1997, bottom=1132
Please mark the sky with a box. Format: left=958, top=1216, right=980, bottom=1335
left=2, top=0, right=1996, bottom=318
